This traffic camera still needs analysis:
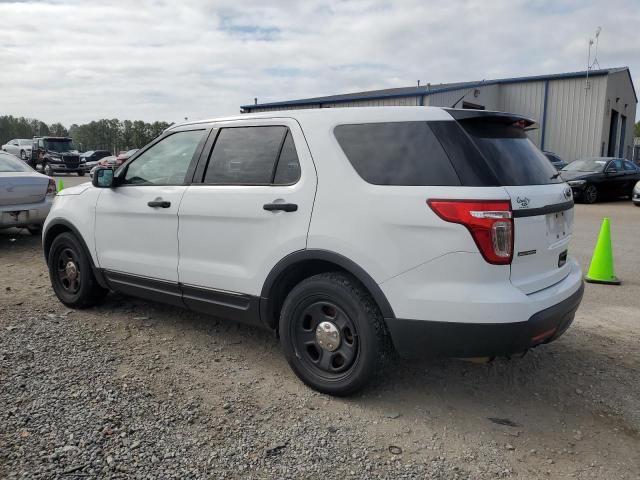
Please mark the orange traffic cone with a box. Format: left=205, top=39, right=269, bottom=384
left=585, top=218, right=620, bottom=285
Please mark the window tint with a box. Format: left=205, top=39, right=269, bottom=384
left=123, top=129, right=204, bottom=186
left=204, top=126, right=286, bottom=184
left=609, top=160, right=624, bottom=171
left=334, top=122, right=461, bottom=186
left=273, top=131, right=301, bottom=184
left=459, top=120, right=562, bottom=185
left=623, top=160, right=638, bottom=171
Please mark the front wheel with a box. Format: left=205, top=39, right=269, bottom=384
left=20, top=150, right=26, bottom=160
left=48, top=232, right=108, bottom=308
left=43, top=163, right=54, bottom=176
left=583, top=184, right=598, bottom=204
left=78, top=171, right=85, bottom=176
left=279, top=272, right=390, bottom=396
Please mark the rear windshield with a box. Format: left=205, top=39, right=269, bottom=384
left=459, top=119, right=562, bottom=185
left=0, top=153, right=32, bottom=172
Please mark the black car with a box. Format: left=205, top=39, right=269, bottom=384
left=561, top=157, right=640, bottom=204
left=544, top=151, right=567, bottom=171
left=80, top=150, right=112, bottom=173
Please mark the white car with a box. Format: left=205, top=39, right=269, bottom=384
left=633, top=180, right=640, bottom=206
left=42, top=107, right=584, bottom=395
left=2, top=138, right=32, bottom=161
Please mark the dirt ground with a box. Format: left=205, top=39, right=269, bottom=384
left=1, top=199, right=639, bottom=479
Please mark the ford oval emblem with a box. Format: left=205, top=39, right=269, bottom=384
left=564, top=187, right=572, bottom=200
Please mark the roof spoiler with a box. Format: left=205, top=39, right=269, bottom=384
left=444, top=108, right=538, bottom=131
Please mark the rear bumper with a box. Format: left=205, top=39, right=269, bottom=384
left=386, top=282, right=583, bottom=359
left=0, top=197, right=53, bottom=229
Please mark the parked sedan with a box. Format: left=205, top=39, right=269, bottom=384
left=544, top=151, right=567, bottom=171
left=1, top=139, right=33, bottom=161
left=80, top=150, right=112, bottom=174
left=0, top=151, right=56, bottom=235
left=561, top=157, right=640, bottom=204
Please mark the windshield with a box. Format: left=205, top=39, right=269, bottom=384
left=0, top=153, right=32, bottom=172
left=44, top=139, right=75, bottom=153
left=561, top=159, right=606, bottom=173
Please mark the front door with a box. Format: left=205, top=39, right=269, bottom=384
left=94, top=128, right=208, bottom=303
left=177, top=120, right=317, bottom=324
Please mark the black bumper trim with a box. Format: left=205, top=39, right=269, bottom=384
left=385, top=282, right=584, bottom=359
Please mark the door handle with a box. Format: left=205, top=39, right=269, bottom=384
left=263, top=202, right=298, bottom=212
left=147, top=200, right=171, bottom=208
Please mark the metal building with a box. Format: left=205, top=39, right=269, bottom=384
left=241, top=67, right=637, bottom=162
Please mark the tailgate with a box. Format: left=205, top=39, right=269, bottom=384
left=505, top=184, right=574, bottom=294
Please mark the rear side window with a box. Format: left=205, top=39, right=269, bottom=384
left=204, top=126, right=299, bottom=185
left=459, top=120, right=562, bottom=185
left=624, top=160, right=638, bottom=171
left=334, top=122, right=460, bottom=186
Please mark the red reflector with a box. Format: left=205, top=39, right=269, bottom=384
left=531, top=327, right=557, bottom=343
left=46, top=178, right=57, bottom=196
left=427, top=199, right=514, bottom=265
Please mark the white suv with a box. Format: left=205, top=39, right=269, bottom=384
left=43, top=107, right=584, bottom=395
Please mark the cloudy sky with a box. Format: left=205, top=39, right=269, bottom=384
left=1, top=0, right=638, bottom=126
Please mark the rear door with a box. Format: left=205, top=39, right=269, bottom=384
left=457, top=116, right=573, bottom=294
left=177, top=119, right=316, bottom=320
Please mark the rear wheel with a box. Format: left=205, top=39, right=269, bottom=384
left=583, top=184, right=598, bottom=204
left=47, top=232, right=108, bottom=308
left=78, top=171, right=85, bottom=176
left=279, top=272, right=389, bottom=396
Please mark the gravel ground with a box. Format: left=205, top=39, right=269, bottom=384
left=1, top=201, right=639, bottom=479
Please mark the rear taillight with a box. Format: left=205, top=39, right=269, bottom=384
left=427, top=199, right=513, bottom=265
left=46, top=178, right=57, bottom=196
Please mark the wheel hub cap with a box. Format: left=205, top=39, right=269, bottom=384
left=65, top=261, right=78, bottom=282
left=316, top=321, right=341, bottom=352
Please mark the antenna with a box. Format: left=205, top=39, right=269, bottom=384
left=592, top=26, right=602, bottom=70
left=585, top=27, right=602, bottom=91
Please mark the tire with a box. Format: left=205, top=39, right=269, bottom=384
left=44, top=163, right=54, bottom=176
left=20, top=150, right=26, bottom=160
left=27, top=225, right=42, bottom=236
left=583, top=184, right=598, bottom=204
left=279, top=272, right=390, bottom=396
left=78, top=171, right=85, bottom=176
left=47, top=232, right=108, bottom=308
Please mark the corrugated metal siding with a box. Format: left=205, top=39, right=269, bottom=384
left=498, top=81, right=545, bottom=147
left=602, top=71, right=637, bottom=160
left=426, top=84, right=500, bottom=111
left=321, top=96, right=422, bottom=108
left=544, top=76, right=606, bottom=162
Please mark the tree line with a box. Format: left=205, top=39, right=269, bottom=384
left=0, top=115, right=171, bottom=154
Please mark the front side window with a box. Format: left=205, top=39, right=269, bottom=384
left=204, top=126, right=294, bottom=185
left=123, top=129, right=204, bottom=186
left=334, top=122, right=461, bottom=186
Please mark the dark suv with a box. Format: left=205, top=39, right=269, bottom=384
left=31, top=137, right=83, bottom=176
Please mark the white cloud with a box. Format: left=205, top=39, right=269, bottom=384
left=0, top=0, right=638, bottom=125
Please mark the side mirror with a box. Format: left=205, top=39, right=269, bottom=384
left=92, top=167, right=114, bottom=188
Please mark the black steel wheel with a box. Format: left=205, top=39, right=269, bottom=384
left=294, top=300, right=359, bottom=377
left=280, top=272, right=390, bottom=396
left=583, top=184, right=598, bottom=204
left=48, top=232, right=108, bottom=308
